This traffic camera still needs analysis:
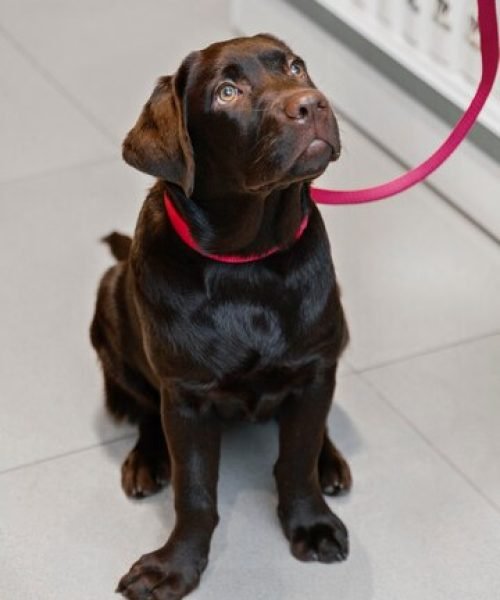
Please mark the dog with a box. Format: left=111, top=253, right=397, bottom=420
left=90, top=33, right=352, bottom=600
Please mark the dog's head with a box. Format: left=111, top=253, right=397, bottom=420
left=123, top=34, right=340, bottom=198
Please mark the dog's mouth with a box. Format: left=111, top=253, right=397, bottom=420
left=288, top=136, right=339, bottom=179
left=245, top=129, right=340, bottom=193
left=245, top=140, right=336, bottom=193
left=300, top=138, right=336, bottom=165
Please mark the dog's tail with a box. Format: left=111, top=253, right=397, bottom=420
left=101, top=231, right=132, bottom=261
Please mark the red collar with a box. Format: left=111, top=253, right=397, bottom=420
left=164, top=192, right=309, bottom=264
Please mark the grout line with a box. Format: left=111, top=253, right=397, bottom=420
left=334, top=107, right=500, bottom=248
left=349, top=330, right=500, bottom=374
left=358, top=373, right=500, bottom=516
left=0, top=433, right=135, bottom=477
left=0, top=155, right=120, bottom=188
left=0, top=24, right=119, bottom=146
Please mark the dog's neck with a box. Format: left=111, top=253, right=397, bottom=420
left=167, top=182, right=310, bottom=258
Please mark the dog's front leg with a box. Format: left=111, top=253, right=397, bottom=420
left=274, top=365, right=349, bottom=563
left=118, top=384, right=221, bottom=600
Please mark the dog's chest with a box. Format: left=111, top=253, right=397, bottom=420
left=184, top=279, right=332, bottom=421
left=191, top=283, right=321, bottom=376
left=206, top=361, right=316, bottom=422
left=142, top=237, right=342, bottom=420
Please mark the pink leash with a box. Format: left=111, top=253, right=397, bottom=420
left=311, top=0, right=500, bottom=206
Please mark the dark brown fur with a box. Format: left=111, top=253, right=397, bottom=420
left=90, top=34, right=352, bottom=600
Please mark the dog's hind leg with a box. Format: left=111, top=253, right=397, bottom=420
left=90, top=259, right=170, bottom=499
left=104, top=373, right=171, bottom=499
left=121, top=414, right=171, bottom=499
left=318, top=431, right=352, bottom=496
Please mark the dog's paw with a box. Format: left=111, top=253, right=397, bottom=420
left=289, top=515, right=349, bottom=563
left=121, top=447, right=170, bottom=499
left=318, top=446, right=352, bottom=497
left=116, top=550, right=202, bottom=600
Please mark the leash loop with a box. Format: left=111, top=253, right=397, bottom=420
left=311, top=0, right=499, bottom=205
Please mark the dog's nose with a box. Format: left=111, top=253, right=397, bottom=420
left=283, top=90, right=328, bottom=122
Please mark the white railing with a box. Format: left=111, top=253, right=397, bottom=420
left=316, top=0, right=500, bottom=137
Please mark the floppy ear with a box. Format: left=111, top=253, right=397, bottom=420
left=122, top=72, right=195, bottom=196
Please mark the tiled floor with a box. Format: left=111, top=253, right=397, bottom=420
left=1, top=1, right=499, bottom=599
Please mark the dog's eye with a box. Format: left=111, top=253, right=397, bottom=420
left=290, top=61, right=304, bottom=76
left=216, top=84, right=240, bottom=104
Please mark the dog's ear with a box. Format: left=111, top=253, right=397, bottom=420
left=122, top=64, right=195, bottom=196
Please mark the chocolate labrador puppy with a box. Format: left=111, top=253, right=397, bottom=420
left=90, top=34, right=352, bottom=600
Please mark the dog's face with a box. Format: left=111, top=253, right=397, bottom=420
left=123, top=34, right=340, bottom=197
